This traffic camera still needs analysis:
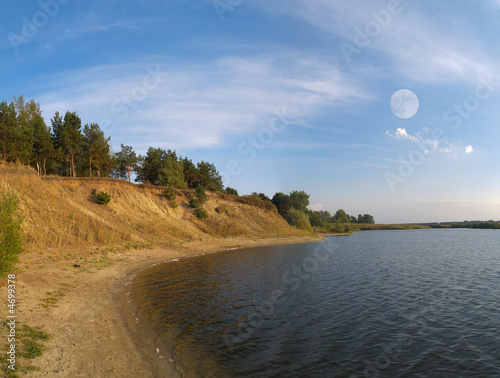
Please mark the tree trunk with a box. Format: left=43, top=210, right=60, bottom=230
left=71, top=154, right=76, bottom=177
left=127, top=165, right=131, bottom=182
left=43, top=157, right=46, bottom=176
left=2, top=131, right=6, bottom=162
left=89, top=156, right=92, bottom=178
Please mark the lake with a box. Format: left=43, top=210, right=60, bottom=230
left=129, top=229, right=500, bottom=377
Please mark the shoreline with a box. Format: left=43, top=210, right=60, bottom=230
left=4, top=235, right=320, bottom=377
left=123, top=235, right=324, bottom=378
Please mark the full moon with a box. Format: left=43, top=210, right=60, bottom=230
left=390, top=89, right=419, bottom=119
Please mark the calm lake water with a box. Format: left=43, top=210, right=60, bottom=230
left=130, top=229, right=500, bottom=377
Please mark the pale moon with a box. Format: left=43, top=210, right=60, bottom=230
left=390, top=89, right=419, bottom=119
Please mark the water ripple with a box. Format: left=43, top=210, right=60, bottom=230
left=130, top=229, right=500, bottom=377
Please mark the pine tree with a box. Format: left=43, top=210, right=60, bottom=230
left=82, top=123, right=112, bottom=177
left=160, top=150, right=186, bottom=189
left=196, top=161, right=223, bottom=191
left=31, top=114, right=54, bottom=175
left=52, top=111, right=83, bottom=177
left=13, top=96, right=39, bottom=164
left=182, top=157, right=199, bottom=188
left=0, top=99, right=36, bottom=164
left=135, top=147, right=164, bottom=185
left=50, top=111, right=64, bottom=174
left=0, top=101, right=17, bottom=162
left=113, top=144, right=138, bottom=182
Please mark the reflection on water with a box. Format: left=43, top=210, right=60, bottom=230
left=130, top=229, right=500, bottom=377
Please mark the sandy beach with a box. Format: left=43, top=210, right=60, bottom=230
left=1, top=235, right=319, bottom=377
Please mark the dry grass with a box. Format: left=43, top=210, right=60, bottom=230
left=0, top=163, right=306, bottom=258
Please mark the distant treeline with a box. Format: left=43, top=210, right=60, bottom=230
left=0, top=95, right=374, bottom=231
left=451, top=221, right=500, bottom=229
left=269, top=190, right=374, bottom=233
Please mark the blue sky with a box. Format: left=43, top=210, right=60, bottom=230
left=2, top=0, right=500, bottom=223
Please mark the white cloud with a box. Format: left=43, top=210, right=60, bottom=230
left=386, top=127, right=472, bottom=157
left=34, top=53, right=369, bottom=151
left=309, top=203, right=324, bottom=211
left=385, top=127, right=419, bottom=142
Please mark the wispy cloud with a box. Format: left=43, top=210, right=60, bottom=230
left=265, top=0, right=499, bottom=84
left=34, top=53, right=369, bottom=151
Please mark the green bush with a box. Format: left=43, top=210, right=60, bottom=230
left=96, top=191, right=111, bottom=205
left=225, top=187, right=239, bottom=196
left=196, top=206, right=208, bottom=219
left=162, top=187, right=179, bottom=207
left=189, top=196, right=200, bottom=209
left=195, top=184, right=208, bottom=203
left=284, top=207, right=313, bottom=232
left=0, top=189, right=24, bottom=277
left=334, top=222, right=351, bottom=233
left=162, top=187, right=177, bottom=201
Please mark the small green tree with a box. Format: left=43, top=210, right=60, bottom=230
left=252, top=192, right=271, bottom=202
left=162, top=187, right=176, bottom=201
left=195, top=184, right=208, bottom=203
left=188, top=195, right=208, bottom=218
left=332, top=209, right=350, bottom=224
left=0, top=189, right=24, bottom=277
left=335, top=222, right=346, bottom=233
left=285, top=207, right=313, bottom=232
left=225, top=187, right=239, bottom=196
left=162, top=187, right=178, bottom=208
left=196, top=207, right=208, bottom=219
left=189, top=196, right=200, bottom=209
left=96, top=191, right=111, bottom=205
